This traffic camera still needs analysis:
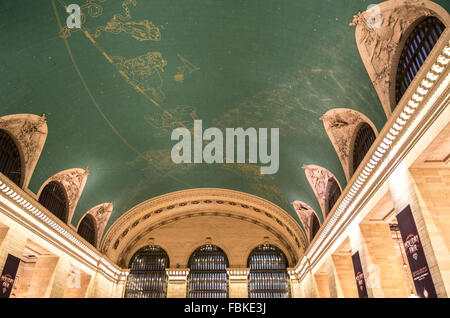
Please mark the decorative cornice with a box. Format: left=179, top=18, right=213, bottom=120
left=166, top=268, right=189, bottom=281
left=117, top=211, right=298, bottom=268
left=295, top=37, right=450, bottom=279
left=0, top=173, right=127, bottom=281
left=101, top=188, right=307, bottom=263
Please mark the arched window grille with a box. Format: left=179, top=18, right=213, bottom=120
left=0, top=129, right=23, bottom=187
left=395, top=17, right=445, bottom=106
left=124, top=246, right=170, bottom=298
left=248, top=244, right=291, bottom=298
left=352, top=123, right=376, bottom=174
left=310, top=214, right=321, bottom=241
left=326, top=178, right=341, bottom=216
left=187, top=245, right=228, bottom=298
left=38, top=181, right=68, bottom=223
left=77, top=215, right=96, bottom=247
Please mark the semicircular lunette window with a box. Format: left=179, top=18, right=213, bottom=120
left=0, top=129, right=23, bottom=187
left=124, top=246, right=170, bottom=298
left=395, top=16, right=445, bottom=107
left=187, top=244, right=229, bottom=298
left=352, top=123, right=376, bottom=175
left=248, top=244, right=291, bottom=298
left=38, top=181, right=68, bottom=223
left=77, top=215, right=96, bottom=247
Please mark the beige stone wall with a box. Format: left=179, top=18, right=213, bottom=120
left=410, top=167, right=450, bottom=295
left=0, top=200, right=126, bottom=299
left=124, top=216, right=292, bottom=268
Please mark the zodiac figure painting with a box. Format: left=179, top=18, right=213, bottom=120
left=94, top=19, right=161, bottom=41
left=112, top=52, right=167, bottom=101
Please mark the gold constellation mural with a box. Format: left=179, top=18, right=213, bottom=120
left=112, top=52, right=168, bottom=102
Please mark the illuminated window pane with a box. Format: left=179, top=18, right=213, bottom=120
left=187, top=245, right=229, bottom=298
left=395, top=17, right=445, bottom=107
left=125, top=246, right=170, bottom=298
left=248, top=245, right=291, bottom=298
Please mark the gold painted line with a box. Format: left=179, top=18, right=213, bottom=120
left=50, top=0, right=192, bottom=188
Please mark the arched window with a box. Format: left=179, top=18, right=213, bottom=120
left=248, top=244, right=290, bottom=298
left=187, top=245, right=228, bottom=298
left=38, top=181, right=68, bottom=223
left=326, top=178, right=341, bottom=216
left=0, top=129, right=23, bottom=187
left=352, top=123, right=376, bottom=174
left=77, top=215, right=96, bottom=247
left=124, top=246, right=170, bottom=298
left=395, top=17, right=445, bottom=106
left=310, top=214, right=321, bottom=241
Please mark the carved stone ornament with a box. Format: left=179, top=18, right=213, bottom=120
left=83, top=202, right=113, bottom=247
left=321, top=108, right=377, bottom=181
left=40, top=168, right=90, bottom=224
left=291, top=200, right=318, bottom=243
left=0, top=114, right=48, bottom=188
left=303, top=164, right=340, bottom=216
left=349, top=0, right=446, bottom=114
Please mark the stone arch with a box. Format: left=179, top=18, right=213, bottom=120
left=78, top=202, right=113, bottom=248
left=349, top=0, right=450, bottom=116
left=291, top=200, right=321, bottom=244
left=37, top=168, right=89, bottom=225
left=0, top=114, right=47, bottom=189
left=101, top=188, right=306, bottom=268
left=321, top=108, right=378, bottom=181
left=302, top=164, right=343, bottom=218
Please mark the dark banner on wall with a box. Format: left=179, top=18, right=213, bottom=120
left=0, top=254, right=20, bottom=298
left=396, top=205, right=437, bottom=298
left=351, top=251, right=368, bottom=298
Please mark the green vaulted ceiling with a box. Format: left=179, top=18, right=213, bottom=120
left=3, top=0, right=447, bottom=233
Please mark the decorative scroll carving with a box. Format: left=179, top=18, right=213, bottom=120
left=83, top=202, right=113, bottom=247
left=321, top=108, right=377, bottom=181
left=40, top=168, right=90, bottom=224
left=349, top=0, right=444, bottom=114
left=291, top=201, right=318, bottom=244
left=0, top=114, right=48, bottom=188
left=302, top=165, right=341, bottom=217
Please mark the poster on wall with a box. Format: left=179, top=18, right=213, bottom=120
left=351, top=251, right=369, bottom=298
left=396, top=205, right=437, bottom=298
left=0, top=254, right=21, bottom=298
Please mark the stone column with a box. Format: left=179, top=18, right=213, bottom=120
left=166, top=268, right=189, bottom=298
left=388, top=165, right=447, bottom=297
left=331, top=253, right=359, bottom=298
left=349, top=222, right=408, bottom=298
left=227, top=268, right=250, bottom=298
left=287, top=269, right=303, bottom=298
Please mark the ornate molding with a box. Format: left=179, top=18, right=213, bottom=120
left=302, top=164, right=342, bottom=217
left=81, top=202, right=113, bottom=248
left=39, top=168, right=90, bottom=224
left=350, top=0, right=449, bottom=115
left=101, top=188, right=307, bottom=266
left=291, top=201, right=319, bottom=244
left=321, top=108, right=378, bottom=181
left=117, top=211, right=298, bottom=268
left=0, top=114, right=47, bottom=188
